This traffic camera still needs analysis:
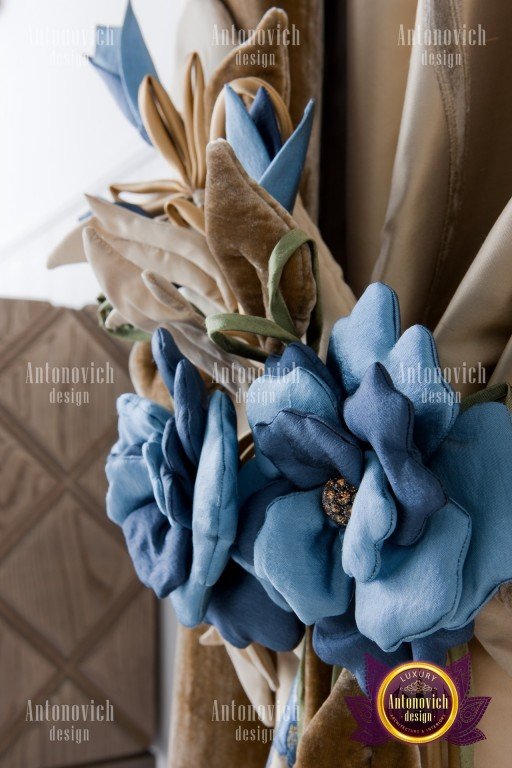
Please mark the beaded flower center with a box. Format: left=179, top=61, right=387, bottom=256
left=322, top=477, right=357, bottom=526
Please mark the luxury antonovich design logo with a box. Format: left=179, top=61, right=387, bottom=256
left=346, top=654, right=490, bottom=746
left=376, top=662, right=458, bottom=743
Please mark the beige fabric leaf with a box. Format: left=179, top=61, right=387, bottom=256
left=85, top=195, right=237, bottom=311
left=82, top=226, right=249, bottom=391
left=46, top=218, right=94, bottom=268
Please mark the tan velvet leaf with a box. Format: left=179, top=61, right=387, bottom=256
left=296, top=668, right=421, bottom=768
left=205, top=139, right=317, bottom=339
left=204, top=7, right=291, bottom=128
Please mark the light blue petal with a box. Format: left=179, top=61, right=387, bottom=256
left=114, top=394, right=169, bottom=451
left=106, top=454, right=152, bottom=526
left=119, top=0, right=158, bottom=140
left=247, top=367, right=339, bottom=478
left=225, top=85, right=271, bottom=180
left=355, top=500, right=472, bottom=651
left=143, top=441, right=166, bottom=515
left=254, top=488, right=353, bottom=625
left=259, top=99, right=315, bottom=211
left=90, top=26, right=121, bottom=73
left=342, top=451, right=397, bottom=582
left=247, top=367, right=339, bottom=429
left=172, top=390, right=238, bottom=625
left=327, top=283, right=400, bottom=395
left=429, top=403, right=512, bottom=629
left=385, top=325, right=459, bottom=456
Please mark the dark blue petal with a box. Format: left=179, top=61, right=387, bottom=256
left=234, top=477, right=294, bottom=570
left=254, top=409, right=362, bottom=490
left=344, top=363, right=446, bottom=544
left=313, top=606, right=410, bottom=693
left=151, top=327, right=185, bottom=399
left=249, top=86, right=283, bottom=157
left=411, top=622, right=474, bottom=666
left=173, top=359, right=208, bottom=465
left=265, top=342, right=339, bottom=395
left=205, top=560, right=304, bottom=651
left=122, top=503, right=192, bottom=598
left=161, top=418, right=193, bottom=527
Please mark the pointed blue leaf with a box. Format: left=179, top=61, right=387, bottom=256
left=225, top=85, right=271, bottom=180
left=259, top=99, right=315, bottom=211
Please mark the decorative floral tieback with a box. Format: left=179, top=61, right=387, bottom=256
left=106, top=227, right=512, bottom=693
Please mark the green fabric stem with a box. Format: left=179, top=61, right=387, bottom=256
left=97, top=298, right=151, bottom=343
left=206, top=229, right=322, bottom=361
left=461, top=382, right=512, bottom=412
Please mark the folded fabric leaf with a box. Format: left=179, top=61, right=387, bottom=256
left=89, top=1, right=157, bottom=142
left=82, top=225, right=254, bottom=393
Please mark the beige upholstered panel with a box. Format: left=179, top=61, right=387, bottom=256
left=0, top=299, right=156, bottom=768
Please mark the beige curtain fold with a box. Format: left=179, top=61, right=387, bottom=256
left=371, top=0, right=512, bottom=331
left=435, top=196, right=512, bottom=395
left=345, top=0, right=416, bottom=295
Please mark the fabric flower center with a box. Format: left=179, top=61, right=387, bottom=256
left=322, top=477, right=357, bottom=526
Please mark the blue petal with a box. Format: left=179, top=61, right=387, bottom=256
left=429, top=403, right=512, bottom=630
left=204, top=560, right=304, bottom=651
left=342, top=451, right=397, bottom=582
left=385, top=325, right=459, bottom=456
left=114, top=393, right=169, bottom=450
left=172, top=390, right=238, bottom=625
left=313, top=605, right=410, bottom=692
left=355, top=500, right=472, bottom=651
left=344, top=363, right=446, bottom=544
left=265, top=342, right=339, bottom=396
left=249, top=87, right=283, bottom=157
left=160, top=419, right=193, bottom=527
left=254, top=488, right=353, bottom=625
left=233, top=474, right=295, bottom=612
left=411, top=622, right=474, bottom=666
left=173, top=359, right=208, bottom=466
left=122, top=503, right=192, bottom=597
left=328, top=283, right=400, bottom=396
left=142, top=440, right=166, bottom=515
left=151, top=327, right=185, bottom=400
left=248, top=367, right=339, bottom=429
left=119, top=1, right=158, bottom=142
left=254, top=409, right=362, bottom=489
left=248, top=366, right=339, bottom=478
left=106, top=452, right=153, bottom=526
left=225, top=85, right=271, bottom=180
left=259, top=99, right=315, bottom=212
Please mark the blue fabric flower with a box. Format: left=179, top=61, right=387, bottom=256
left=225, top=85, right=315, bottom=212
left=89, top=1, right=157, bottom=142
left=106, top=328, right=303, bottom=651
left=245, top=282, right=512, bottom=676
